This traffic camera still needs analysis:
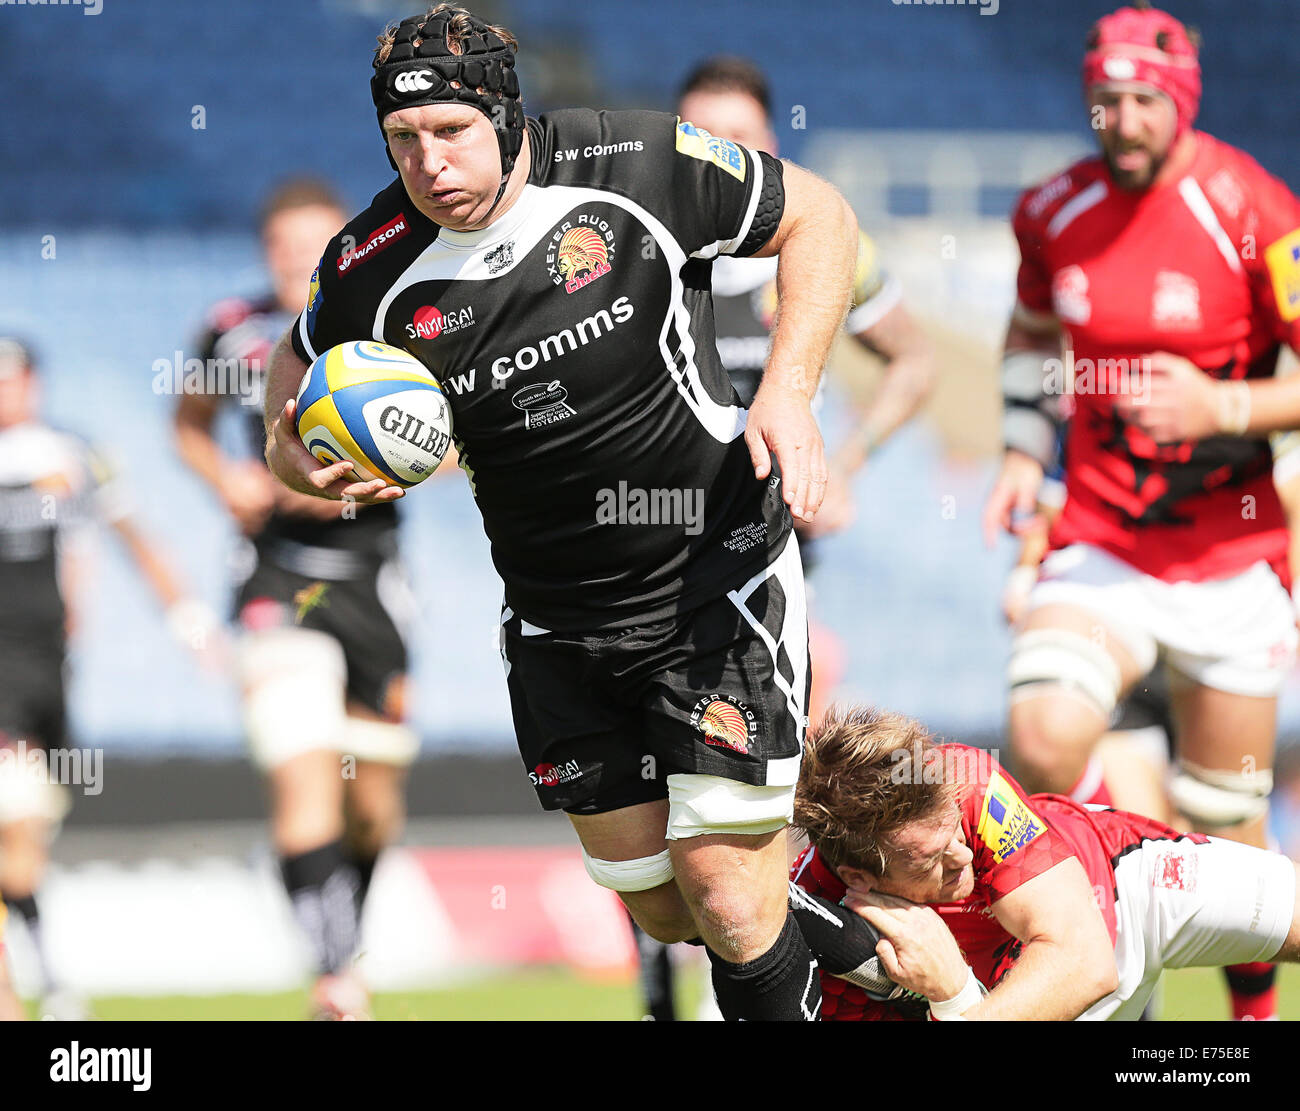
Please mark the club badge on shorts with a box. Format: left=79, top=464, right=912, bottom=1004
left=690, top=695, right=758, bottom=755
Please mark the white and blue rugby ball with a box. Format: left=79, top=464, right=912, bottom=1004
left=294, top=341, right=453, bottom=488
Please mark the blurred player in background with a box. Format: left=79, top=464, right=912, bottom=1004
left=679, top=56, right=934, bottom=727
left=792, top=705, right=1300, bottom=1021
left=624, top=56, right=936, bottom=1022
left=983, top=3, right=1300, bottom=1019
left=175, top=181, right=426, bottom=1020
left=0, top=337, right=207, bottom=1019
left=1001, top=424, right=1172, bottom=825
left=0, top=904, right=23, bottom=1021
left=1271, top=745, right=1300, bottom=862
left=1004, top=418, right=1300, bottom=829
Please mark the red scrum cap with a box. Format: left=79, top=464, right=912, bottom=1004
left=1082, top=4, right=1201, bottom=137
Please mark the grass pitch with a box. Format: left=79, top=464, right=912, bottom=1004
left=25, top=963, right=1300, bottom=1021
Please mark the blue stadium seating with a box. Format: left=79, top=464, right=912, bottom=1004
left=3, top=0, right=1296, bottom=229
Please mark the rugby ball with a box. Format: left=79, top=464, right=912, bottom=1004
left=294, top=341, right=452, bottom=488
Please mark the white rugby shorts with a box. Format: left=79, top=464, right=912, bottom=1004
left=1082, top=834, right=1295, bottom=1021
left=1028, top=543, right=1297, bottom=696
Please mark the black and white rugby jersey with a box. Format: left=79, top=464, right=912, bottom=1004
left=292, top=109, right=789, bottom=631
left=194, top=294, right=399, bottom=562
left=0, top=422, right=128, bottom=650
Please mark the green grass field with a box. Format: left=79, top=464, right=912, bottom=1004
left=23, top=963, right=1300, bottom=1021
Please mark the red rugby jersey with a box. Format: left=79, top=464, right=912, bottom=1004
left=1013, top=133, right=1300, bottom=583
left=791, top=744, right=1204, bottom=1021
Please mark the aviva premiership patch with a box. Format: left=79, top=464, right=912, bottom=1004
left=1264, top=227, right=1300, bottom=323
left=305, top=265, right=323, bottom=333
left=976, top=770, right=1045, bottom=863
left=675, top=120, right=746, bottom=182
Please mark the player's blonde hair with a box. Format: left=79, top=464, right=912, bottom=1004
left=374, top=3, right=518, bottom=63
left=794, top=705, right=964, bottom=877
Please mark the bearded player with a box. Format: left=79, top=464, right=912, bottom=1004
left=260, top=5, right=893, bottom=1020
left=790, top=705, right=1300, bottom=1021
left=175, top=181, right=435, bottom=1020
left=983, top=3, right=1300, bottom=1020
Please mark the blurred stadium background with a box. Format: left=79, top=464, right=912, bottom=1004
left=3, top=0, right=1300, bottom=1018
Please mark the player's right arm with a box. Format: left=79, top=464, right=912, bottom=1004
left=965, top=856, right=1118, bottom=1020
left=981, top=185, right=1067, bottom=547
left=175, top=390, right=278, bottom=535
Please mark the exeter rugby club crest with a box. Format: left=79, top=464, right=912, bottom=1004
left=546, top=213, right=616, bottom=294
left=690, top=695, right=758, bottom=756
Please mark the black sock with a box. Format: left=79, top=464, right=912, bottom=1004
left=1224, top=963, right=1277, bottom=995
left=787, top=882, right=881, bottom=976
left=628, top=914, right=676, bottom=1021
left=279, top=841, right=361, bottom=976
left=3, top=890, right=54, bottom=991
left=348, top=850, right=381, bottom=919
left=707, top=913, right=820, bottom=1021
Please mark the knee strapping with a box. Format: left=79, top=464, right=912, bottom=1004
left=581, top=847, right=675, bottom=892
left=1169, top=760, right=1273, bottom=828
left=1008, top=628, right=1123, bottom=718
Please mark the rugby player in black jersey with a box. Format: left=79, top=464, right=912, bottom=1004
left=261, top=5, right=883, bottom=1020
left=176, top=181, right=445, bottom=1020
left=679, top=57, right=935, bottom=727
left=619, top=56, right=937, bottom=1022
left=0, top=337, right=206, bottom=1019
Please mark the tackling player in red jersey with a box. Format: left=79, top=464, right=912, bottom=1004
left=791, top=705, right=1300, bottom=1021
left=982, top=3, right=1300, bottom=1020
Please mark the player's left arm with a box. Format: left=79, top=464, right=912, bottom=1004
left=746, top=162, right=858, bottom=523
left=967, top=856, right=1118, bottom=1020
left=836, top=301, right=936, bottom=475
left=106, top=516, right=224, bottom=659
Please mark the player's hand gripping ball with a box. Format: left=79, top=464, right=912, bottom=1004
left=294, top=341, right=453, bottom=488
